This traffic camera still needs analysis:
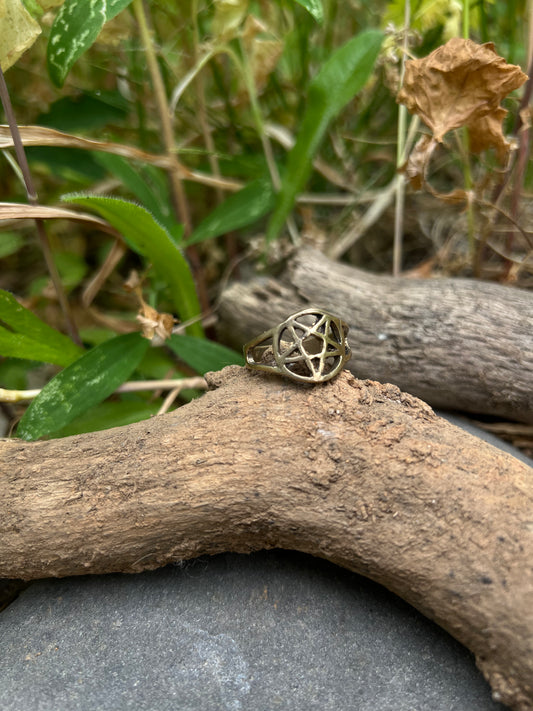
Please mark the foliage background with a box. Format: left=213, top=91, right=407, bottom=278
left=0, top=0, right=531, bottom=442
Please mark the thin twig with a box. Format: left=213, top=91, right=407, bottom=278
left=0, top=377, right=208, bottom=404
left=117, top=377, right=207, bottom=393
left=236, top=40, right=300, bottom=244
left=191, top=0, right=223, bottom=205
left=0, top=388, right=41, bottom=403
left=0, top=67, right=81, bottom=345
left=327, top=179, right=398, bottom=260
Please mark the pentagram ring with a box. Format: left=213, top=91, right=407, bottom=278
left=243, top=308, right=352, bottom=384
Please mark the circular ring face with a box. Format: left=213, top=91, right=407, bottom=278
left=244, top=308, right=351, bottom=383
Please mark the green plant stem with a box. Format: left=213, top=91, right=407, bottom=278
left=237, top=39, right=280, bottom=192
left=133, top=0, right=209, bottom=322
left=462, top=0, right=470, bottom=38
left=393, top=2, right=411, bottom=277
left=133, top=0, right=191, bottom=235
left=461, top=0, right=476, bottom=265
left=192, top=0, right=223, bottom=205
left=0, top=66, right=81, bottom=346
left=237, top=38, right=300, bottom=243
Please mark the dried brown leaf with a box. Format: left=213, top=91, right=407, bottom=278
left=467, top=107, right=511, bottom=161
left=397, top=38, right=527, bottom=159
left=402, top=133, right=438, bottom=190
left=249, top=38, right=282, bottom=92
left=136, top=303, right=176, bottom=346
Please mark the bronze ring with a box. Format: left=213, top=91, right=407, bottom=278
left=243, top=308, right=352, bottom=384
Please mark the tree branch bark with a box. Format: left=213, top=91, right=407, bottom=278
left=1, top=366, right=532, bottom=709
left=218, top=247, right=533, bottom=423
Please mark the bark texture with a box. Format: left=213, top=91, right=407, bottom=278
left=1, top=366, right=532, bottom=709
left=218, top=247, right=533, bottom=423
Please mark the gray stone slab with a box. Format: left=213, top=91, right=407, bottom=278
left=0, top=550, right=506, bottom=711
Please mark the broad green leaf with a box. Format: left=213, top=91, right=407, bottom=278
left=266, top=29, right=383, bottom=242
left=168, top=335, right=244, bottom=375
left=62, top=195, right=203, bottom=337
left=17, top=332, right=149, bottom=440
left=187, top=178, right=275, bottom=246
left=0, top=289, right=83, bottom=366
left=50, top=400, right=161, bottom=438
left=293, top=0, right=323, bottom=22
left=137, top=346, right=178, bottom=380
left=37, top=91, right=129, bottom=133
left=28, top=146, right=107, bottom=184
left=94, top=153, right=183, bottom=244
left=47, top=0, right=135, bottom=87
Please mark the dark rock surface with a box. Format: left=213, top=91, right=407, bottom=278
left=0, top=550, right=506, bottom=711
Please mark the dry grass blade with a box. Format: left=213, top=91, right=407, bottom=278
left=327, top=179, right=398, bottom=259
left=0, top=125, right=243, bottom=192
left=0, top=202, right=118, bottom=233
left=0, top=124, right=175, bottom=167
left=82, top=240, right=127, bottom=308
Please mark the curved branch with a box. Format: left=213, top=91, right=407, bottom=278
left=218, top=247, right=533, bottom=423
left=1, top=367, right=532, bottom=709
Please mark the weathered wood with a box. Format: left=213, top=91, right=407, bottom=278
left=218, top=247, right=533, bottom=423
left=1, top=366, right=532, bottom=709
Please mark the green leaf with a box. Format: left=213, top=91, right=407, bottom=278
left=168, top=335, right=244, bottom=375
left=293, top=0, right=324, bottom=22
left=0, top=289, right=83, bottom=366
left=50, top=400, right=161, bottom=438
left=94, top=153, right=183, bottom=244
left=37, top=91, right=129, bottom=133
left=188, top=178, right=275, bottom=246
left=47, top=0, right=135, bottom=87
left=28, top=147, right=106, bottom=184
left=17, top=332, right=149, bottom=441
left=266, top=29, right=383, bottom=242
left=62, top=195, right=203, bottom=337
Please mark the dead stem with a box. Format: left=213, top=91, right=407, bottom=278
left=0, top=67, right=81, bottom=345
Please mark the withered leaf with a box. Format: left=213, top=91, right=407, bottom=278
left=397, top=38, right=527, bottom=160
left=136, top=303, right=176, bottom=346
left=0, top=201, right=115, bottom=230
left=402, top=134, right=438, bottom=190
left=467, top=107, right=511, bottom=161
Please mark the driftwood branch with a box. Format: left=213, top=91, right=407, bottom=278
left=218, top=247, right=533, bottom=423
left=1, top=366, right=532, bottom=709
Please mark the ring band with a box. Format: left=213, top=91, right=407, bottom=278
left=243, top=308, right=352, bottom=383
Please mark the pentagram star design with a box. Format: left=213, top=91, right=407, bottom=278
left=276, top=313, right=347, bottom=380
left=244, top=308, right=352, bottom=384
